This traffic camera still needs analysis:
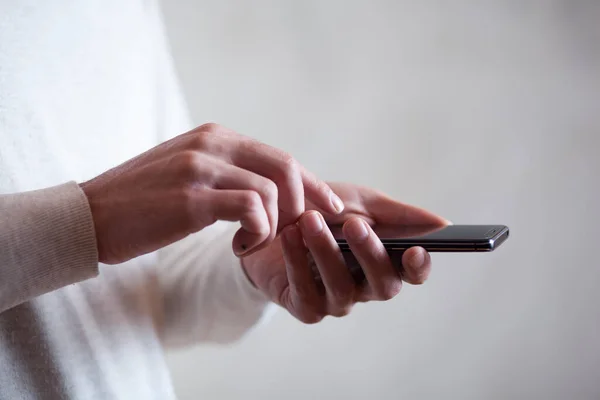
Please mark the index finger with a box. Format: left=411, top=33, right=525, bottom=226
left=300, top=167, right=345, bottom=217
left=231, top=139, right=344, bottom=228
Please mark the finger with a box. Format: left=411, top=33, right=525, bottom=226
left=343, top=217, right=402, bottom=302
left=212, top=162, right=280, bottom=251
left=400, top=247, right=432, bottom=285
left=299, top=211, right=355, bottom=316
left=300, top=168, right=345, bottom=217
left=167, top=151, right=278, bottom=254
left=180, top=126, right=307, bottom=226
left=182, top=125, right=344, bottom=224
left=230, top=140, right=344, bottom=227
left=281, top=224, right=324, bottom=324
left=194, top=188, right=270, bottom=256
left=360, top=190, right=450, bottom=226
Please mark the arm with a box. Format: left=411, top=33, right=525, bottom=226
left=155, top=221, right=276, bottom=348
left=0, top=182, right=98, bottom=313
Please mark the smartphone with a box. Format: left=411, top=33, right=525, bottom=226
left=330, top=224, right=509, bottom=253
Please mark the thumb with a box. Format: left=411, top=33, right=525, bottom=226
left=363, top=193, right=450, bottom=226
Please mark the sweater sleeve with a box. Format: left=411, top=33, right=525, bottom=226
left=155, top=221, right=277, bottom=348
left=145, top=4, right=276, bottom=347
left=0, top=182, right=99, bottom=313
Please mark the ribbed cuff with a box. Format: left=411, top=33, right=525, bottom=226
left=0, top=181, right=99, bottom=312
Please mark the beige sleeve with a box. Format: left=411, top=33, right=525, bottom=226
left=0, top=182, right=99, bottom=313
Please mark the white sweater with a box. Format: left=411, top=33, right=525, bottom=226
left=0, top=1, right=273, bottom=399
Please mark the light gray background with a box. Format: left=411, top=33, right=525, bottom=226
left=160, top=1, right=600, bottom=399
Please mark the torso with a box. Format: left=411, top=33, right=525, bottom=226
left=0, top=1, right=188, bottom=398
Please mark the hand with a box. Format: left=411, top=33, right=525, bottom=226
left=80, top=123, right=343, bottom=264
left=241, top=182, right=449, bottom=323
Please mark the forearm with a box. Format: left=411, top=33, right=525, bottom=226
left=0, top=182, right=98, bottom=312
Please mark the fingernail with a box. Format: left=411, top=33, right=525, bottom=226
left=233, top=231, right=262, bottom=256
left=345, top=219, right=369, bottom=243
left=406, top=248, right=425, bottom=269
left=330, top=192, right=344, bottom=214
left=234, top=244, right=249, bottom=256
left=300, top=212, right=323, bottom=237
left=234, top=241, right=255, bottom=256
left=233, top=239, right=247, bottom=256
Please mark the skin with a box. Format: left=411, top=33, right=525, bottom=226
left=80, top=122, right=447, bottom=323
left=81, top=123, right=343, bottom=264
left=242, top=183, right=449, bottom=323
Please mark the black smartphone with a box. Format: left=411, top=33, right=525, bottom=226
left=330, top=224, right=509, bottom=253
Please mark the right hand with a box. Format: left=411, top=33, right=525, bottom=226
left=80, top=123, right=344, bottom=264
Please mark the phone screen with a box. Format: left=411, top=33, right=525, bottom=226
left=329, top=224, right=505, bottom=243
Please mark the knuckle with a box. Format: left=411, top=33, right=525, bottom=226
left=172, top=151, right=201, bottom=176
left=328, top=286, right=354, bottom=308
left=296, top=311, right=324, bottom=325
left=279, top=154, right=299, bottom=178
left=189, top=130, right=213, bottom=151
left=258, top=147, right=299, bottom=182
left=189, top=123, right=228, bottom=153
left=172, top=151, right=215, bottom=183
left=281, top=153, right=298, bottom=171
left=198, top=122, right=220, bottom=133
left=375, top=280, right=402, bottom=301
left=239, top=191, right=263, bottom=213
left=258, top=179, right=278, bottom=201
left=329, top=306, right=353, bottom=318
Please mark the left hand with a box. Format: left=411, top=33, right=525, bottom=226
left=241, top=182, right=449, bottom=323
